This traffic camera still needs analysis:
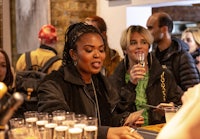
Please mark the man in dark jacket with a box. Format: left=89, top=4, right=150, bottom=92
left=146, top=12, right=199, bottom=91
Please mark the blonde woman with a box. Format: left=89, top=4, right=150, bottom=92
left=181, top=27, right=200, bottom=72
left=109, top=25, right=183, bottom=126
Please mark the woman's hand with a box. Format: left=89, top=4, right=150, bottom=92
left=107, top=126, right=144, bottom=139
left=129, top=64, right=146, bottom=85
left=134, top=116, right=144, bottom=127
left=155, top=102, right=174, bottom=116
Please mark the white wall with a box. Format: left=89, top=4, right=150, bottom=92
left=96, top=0, right=200, bottom=57
left=96, top=1, right=152, bottom=57
left=126, top=6, right=152, bottom=27
left=97, top=0, right=127, bottom=57
left=3, top=0, right=12, bottom=62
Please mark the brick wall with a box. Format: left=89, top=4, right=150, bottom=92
left=153, top=6, right=200, bottom=22
left=10, top=0, right=96, bottom=66
left=50, top=0, right=96, bottom=57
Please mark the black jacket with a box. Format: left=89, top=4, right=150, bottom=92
left=109, top=53, right=183, bottom=125
left=37, top=64, right=127, bottom=139
left=154, top=37, right=200, bottom=91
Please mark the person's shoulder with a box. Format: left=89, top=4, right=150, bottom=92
left=171, top=37, right=189, bottom=51
left=46, top=66, right=63, bottom=78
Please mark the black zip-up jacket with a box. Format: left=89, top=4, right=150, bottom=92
left=154, top=37, right=200, bottom=91
left=109, top=53, right=183, bottom=125
left=37, top=64, right=128, bottom=139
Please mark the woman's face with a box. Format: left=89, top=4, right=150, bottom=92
left=0, top=52, right=7, bottom=82
left=125, top=32, right=149, bottom=66
left=73, top=33, right=105, bottom=76
left=182, top=32, right=198, bottom=53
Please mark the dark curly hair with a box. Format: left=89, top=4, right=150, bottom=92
left=63, top=22, right=104, bottom=66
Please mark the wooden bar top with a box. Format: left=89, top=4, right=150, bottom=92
left=140, top=123, right=165, bottom=133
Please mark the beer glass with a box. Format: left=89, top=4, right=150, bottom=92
left=9, top=118, right=25, bottom=129
left=45, top=123, right=57, bottom=139
left=84, top=117, right=98, bottom=139
left=52, top=110, right=66, bottom=125
left=68, top=127, right=83, bottom=139
left=54, top=125, right=68, bottom=139
left=62, top=112, right=75, bottom=127
left=24, top=111, right=38, bottom=128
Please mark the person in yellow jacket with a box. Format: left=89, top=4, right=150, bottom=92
left=16, top=24, right=62, bottom=74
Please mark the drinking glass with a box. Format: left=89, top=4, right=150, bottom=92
left=24, top=111, right=38, bottom=128
left=9, top=118, right=25, bottom=129
left=74, top=114, right=87, bottom=138
left=62, top=112, right=75, bottom=127
left=136, top=52, right=145, bottom=67
left=36, top=112, right=49, bottom=131
left=45, top=123, right=57, bottom=139
left=84, top=117, right=98, bottom=139
left=24, top=111, right=39, bottom=137
left=9, top=126, right=40, bottom=139
left=164, top=107, right=178, bottom=123
left=9, top=126, right=28, bottom=139
left=52, top=110, right=66, bottom=125
left=54, top=125, right=68, bottom=139
left=36, top=112, right=49, bottom=139
left=68, top=127, right=83, bottom=139
left=66, top=112, right=75, bottom=121
left=74, top=114, right=87, bottom=129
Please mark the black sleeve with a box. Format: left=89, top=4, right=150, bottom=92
left=37, top=80, right=69, bottom=113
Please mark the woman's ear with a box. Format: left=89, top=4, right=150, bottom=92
left=69, top=49, right=78, bottom=61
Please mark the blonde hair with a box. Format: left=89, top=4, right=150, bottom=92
left=182, top=27, right=200, bottom=47
left=120, top=25, right=154, bottom=52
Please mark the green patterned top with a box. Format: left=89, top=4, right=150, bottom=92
left=125, top=72, right=149, bottom=125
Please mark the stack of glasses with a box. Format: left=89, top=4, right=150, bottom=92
left=8, top=110, right=98, bottom=139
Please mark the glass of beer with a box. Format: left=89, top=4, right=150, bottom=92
left=24, top=111, right=38, bottom=128
left=9, top=118, right=25, bottom=129
left=52, top=110, right=66, bottom=125
left=164, top=107, right=178, bottom=123
left=54, top=125, right=68, bottom=139
left=84, top=117, right=98, bottom=139
left=36, top=112, right=49, bottom=131
left=45, top=123, right=57, bottom=139
left=68, top=127, right=83, bottom=139
left=62, top=112, right=75, bottom=127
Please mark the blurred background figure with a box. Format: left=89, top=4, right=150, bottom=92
left=181, top=27, right=200, bottom=72
left=0, top=48, right=14, bottom=93
left=84, top=15, right=121, bottom=76
left=0, top=48, right=15, bottom=115
left=146, top=12, right=199, bottom=91
left=16, top=24, right=62, bottom=74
